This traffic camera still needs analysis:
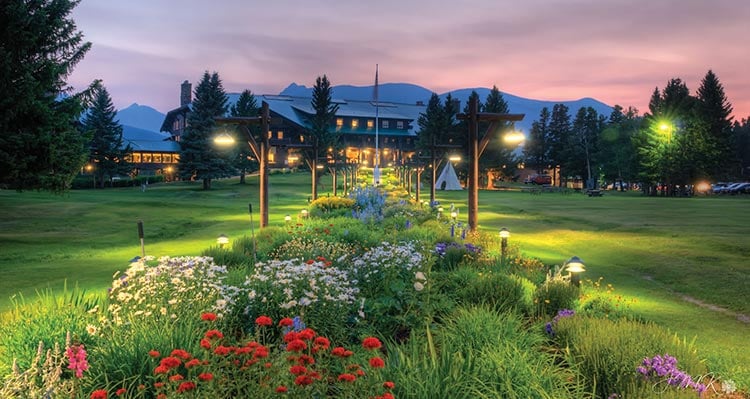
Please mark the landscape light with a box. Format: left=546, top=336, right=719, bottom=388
left=499, top=227, right=510, bottom=262
left=565, top=256, right=586, bottom=286
left=301, top=209, right=308, bottom=218
left=284, top=214, right=292, bottom=223
left=217, top=234, right=229, bottom=248
left=449, top=155, right=461, bottom=162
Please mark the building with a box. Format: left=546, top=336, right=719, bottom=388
left=122, top=125, right=180, bottom=179
left=160, top=81, right=427, bottom=169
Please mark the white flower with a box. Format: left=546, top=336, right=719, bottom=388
left=415, top=271, right=426, bottom=281
left=85, top=325, right=98, bottom=335
left=413, top=282, right=425, bottom=291
left=299, top=297, right=311, bottom=306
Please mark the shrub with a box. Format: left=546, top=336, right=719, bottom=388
left=269, top=236, right=356, bottom=265
left=310, top=196, right=355, bottom=215
left=553, top=315, right=708, bottom=399
left=577, top=277, right=638, bottom=320
left=433, top=241, right=482, bottom=272
left=454, top=271, right=527, bottom=315
left=201, top=246, right=252, bottom=269
left=533, top=280, right=580, bottom=319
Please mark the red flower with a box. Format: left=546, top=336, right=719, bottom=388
left=362, top=337, right=382, bottom=350
left=316, top=256, right=326, bottom=261
left=294, top=375, right=314, bottom=386
left=148, top=350, right=161, bottom=358
left=170, top=349, right=191, bottom=360
left=286, top=339, right=307, bottom=352
left=200, top=338, right=212, bottom=349
left=283, top=331, right=299, bottom=342
left=254, top=346, right=270, bottom=358
left=185, top=359, right=201, bottom=368
left=115, top=388, right=127, bottom=396
left=156, top=394, right=166, bottom=399
left=331, top=347, right=347, bottom=357
left=169, top=374, right=184, bottom=382
left=289, top=365, right=307, bottom=375
left=255, top=315, right=273, bottom=326
left=297, top=354, right=315, bottom=365
left=214, top=345, right=232, bottom=356
left=265, top=362, right=273, bottom=368
left=298, top=328, right=316, bottom=341
left=306, top=259, right=315, bottom=265
left=356, top=369, right=365, bottom=376
left=337, top=373, right=356, bottom=382
left=176, top=381, right=196, bottom=393
left=369, top=357, right=385, bottom=368
left=279, top=317, right=294, bottom=327
left=198, top=372, right=214, bottom=381
left=91, top=389, right=108, bottom=399
left=314, top=337, right=330, bottom=350
left=159, top=357, right=181, bottom=369
left=201, top=312, right=217, bottom=321
left=381, top=393, right=395, bottom=399
left=154, top=382, right=165, bottom=389
left=275, top=385, right=288, bottom=393
left=383, top=381, right=395, bottom=389
left=205, top=329, right=224, bottom=340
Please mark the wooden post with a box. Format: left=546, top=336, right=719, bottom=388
left=259, top=101, right=269, bottom=228
left=468, top=96, right=479, bottom=232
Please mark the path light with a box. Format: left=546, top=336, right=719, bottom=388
left=217, top=234, right=229, bottom=249
left=450, top=211, right=458, bottom=223
left=565, top=256, right=586, bottom=286
left=437, top=206, right=444, bottom=219
left=301, top=209, right=308, bottom=219
left=499, top=227, right=510, bottom=261
left=284, top=214, right=292, bottom=225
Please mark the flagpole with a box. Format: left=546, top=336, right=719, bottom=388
left=373, top=64, right=380, bottom=186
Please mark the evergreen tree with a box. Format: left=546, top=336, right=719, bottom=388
left=178, top=71, right=230, bottom=190
left=525, top=107, right=550, bottom=174
left=570, top=107, right=604, bottom=188
left=229, top=89, right=259, bottom=184
left=599, top=105, right=640, bottom=189
left=548, top=104, right=572, bottom=184
left=696, top=70, right=734, bottom=178
left=307, top=75, right=339, bottom=200
left=731, top=118, right=750, bottom=177
left=416, top=93, right=452, bottom=200
left=82, top=86, right=131, bottom=188
left=481, top=86, right=516, bottom=185
left=0, top=0, right=93, bottom=192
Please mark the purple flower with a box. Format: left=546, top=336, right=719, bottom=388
left=638, top=354, right=705, bottom=396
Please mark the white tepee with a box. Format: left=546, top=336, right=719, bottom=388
left=435, top=162, right=463, bottom=190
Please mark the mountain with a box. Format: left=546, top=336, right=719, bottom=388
left=117, top=103, right=165, bottom=132
left=279, top=83, right=613, bottom=133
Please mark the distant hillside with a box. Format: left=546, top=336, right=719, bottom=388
left=117, top=103, right=165, bottom=132
left=279, top=82, right=612, bottom=133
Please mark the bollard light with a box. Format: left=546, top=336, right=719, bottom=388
left=217, top=234, right=229, bottom=248
left=284, top=214, right=292, bottom=224
left=450, top=211, right=458, bottom=223
left=499, top=227, right=510, bottom=262
left=565, top=256, right=586, bottom=286
left=301, top=209, right=308, bottom=218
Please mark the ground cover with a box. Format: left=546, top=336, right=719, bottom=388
left=0, top=172, right=748, bottom=394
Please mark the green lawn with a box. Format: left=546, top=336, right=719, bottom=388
left=1, top=173, right=749, bottom=386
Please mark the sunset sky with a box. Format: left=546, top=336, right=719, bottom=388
left=69, top=0, right=750, bottom=120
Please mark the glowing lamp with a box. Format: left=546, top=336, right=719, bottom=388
left=213, top=133, right=235, bottom=146
left=284, top=214, right=292, bottom=223
left=565, top=256, right=586, bottom=273
left=499, top=227, right=510, bottom=239
left=217, top=234, right=229, bottom=248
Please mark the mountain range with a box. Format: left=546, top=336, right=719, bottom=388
left=117, top=83, right=613, bottom=135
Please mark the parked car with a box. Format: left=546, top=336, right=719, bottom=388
left=719, top=182, right=743, bottom=194
left=525, top=174, right=551, bottom=185
left=712, top=182, right=730, bottom=194
left=727, top=182, right=750, bottom=194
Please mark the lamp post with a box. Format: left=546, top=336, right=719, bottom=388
left=300, top=209, right=308, bottom=219
left=217, top=234, right=229, bottom=249
left=457, top=96, right=524, bottom=232
left=499, top=227, right=509, bottom=262
left=214, top=102, right=270, bottom=227
left=284, top=214, right=292, bottom=226
left=437, top=206, right=443, bottom=220
left=565, top=256, right=586, bottom=286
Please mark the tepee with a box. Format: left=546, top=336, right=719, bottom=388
left=435, top=162, right=463, bottom=190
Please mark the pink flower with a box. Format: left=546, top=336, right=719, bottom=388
left=66, top=344, right=89, bottom=378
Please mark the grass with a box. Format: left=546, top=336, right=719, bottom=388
left=1, top=173, right=749, bottom=386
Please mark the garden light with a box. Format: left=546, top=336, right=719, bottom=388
left=499, top=227, right=509, bottom=261
left=301, top=209, right=308, bottom=218
left=284, top=214, right=292, bottom=224
left=565, top=256, right=586, bottom=286
left=217, top=233, right=229, bottom=248
left=450, top=211, right=458, bottom=222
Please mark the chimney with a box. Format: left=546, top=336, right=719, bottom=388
left=180, top=80, right=192, bottom=107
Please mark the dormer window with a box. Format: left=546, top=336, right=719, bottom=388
left=382, top=120, right=390, bottom=129
left=352, top=119, right=359, bottom=128
left=396, top=121, right=404, bottom=129
left=336, top=118, right=343, bottom=127
left=367, top=120, right=374, bottom=128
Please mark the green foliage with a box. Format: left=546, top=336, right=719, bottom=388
left=82, top=86, right=131, bottom=187
left=310, top=196, right=355, bottom=213
left=553, top=316, right=708, bottom=399
left=577, top=277, right=638, bottom=320
left=269, top=236, right=356, bottom=264
left=438, top=269, right=527, bottom=315
left=0, top=287, right=100, bottom=377
left=533, top=280, right=580, bottom=319
left=0, top=0, right=92, bottom=192
left=201, top=246, right=252, bottom=269
left=178, top=71, right=232, bottom=189
left=386, top=309, right=581, bottom=399
left=228, top=89, right=260, bottom=183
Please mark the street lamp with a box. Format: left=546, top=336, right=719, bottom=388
left=565, top=256, right=586, bottom=286
left=457, top=96, right=524, bottom=232
left=503, top=131, right=526, bottom=145
left=499, top=227, right=510, bottom=261
left=217, top=234, right=229, bottom=249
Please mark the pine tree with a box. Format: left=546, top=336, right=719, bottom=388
left=416, top=93, right=447, bottom=200
left=230, top=89, right=259, bottom=184
left=82, top=86, right=131, bottom=188
left=548, top=104, right=572, bottom=184
left=307, top=75, right=339, bottom=200
left=525, top=107, right=550, bottom=173
left=178, top=71, right=230, bottom=190
left=481, top=86, right=516, bottom=185
left=0, top=0, right=93, bottom=192
left=696, top=70, right=734, bottom=178
left=599, top=105, right=640, bottom=189
left=571, top=107, right=604, bottom=188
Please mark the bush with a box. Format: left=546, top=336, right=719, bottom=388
left=553, top=315, right=708, bottom=399
left=533, top=280, right=580, bottom=319
left=269, top=236, right=357, bottom=265
left=201, top=246, right=252, bottom=269
left=310, top=196, right=355, bottom=215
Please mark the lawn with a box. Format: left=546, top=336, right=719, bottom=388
left=1, top=172, right=749, bottom=387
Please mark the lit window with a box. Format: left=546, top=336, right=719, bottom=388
left=172, top=154, right=180, bottom=162
left=367, top=120, right=374, bottom=128
left=382, top=120, right=390, bottom=129
left=162, top=154, right=171, bottom=163
left=277, top=131, right=284, bottom=139
left=267, top=130, right=272, bottom=139
left=132, top=153, right=141, bottom=163
left=153, top=154, right=162, bottom=163
left=336, top=118, right=343, bottom=127
left=352, top=119, right=359, bottom=128
left=300, top=135, right=305, bottom=142
left=397, top=121, right=404, bottom=129
left=143, top=153, right=152, bottom=163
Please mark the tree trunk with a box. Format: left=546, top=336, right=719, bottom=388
left=203, top=178, right=211, bottom=190
left=239, top=168, right=246, bottom=184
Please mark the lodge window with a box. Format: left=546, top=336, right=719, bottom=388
left=277, top=131, right=284, bottom=139
left=153, top=154, right=162, bottom=163
left=336, top=118, right=343, bottom=127
left=396, top=121, right=404, bottom=129
left=351, top=119, right=359, bottom=128
left=142, top=153, right=152, bottom=163
left=367, top=120, right=374, bottom=128
left=382, top=120, right=389, bottom=129
left=300, top=135, right=304, bottom=142
left=132, top=153, right=141, bottom=163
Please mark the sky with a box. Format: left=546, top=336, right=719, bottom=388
left=69, top=0, right=750, bottom=119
